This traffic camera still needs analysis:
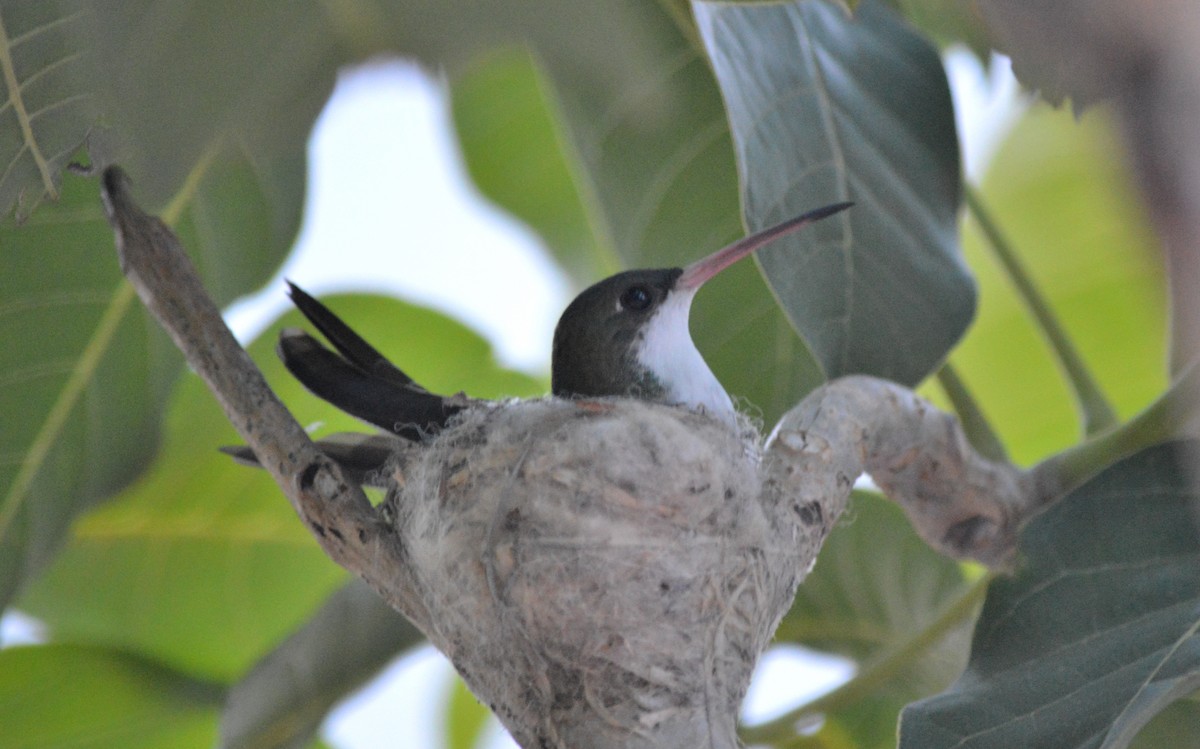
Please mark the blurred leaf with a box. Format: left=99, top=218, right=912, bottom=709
left=877, top=0, right=991, bottom=57
left=444, top=674, right=491, bottom=749
left=0, top=151, right=302, bottom=611
left=15, top=292, right=542, bottom=681
left=64, top=0, right=337, bottom=207
left=0, top=644, right=222, bottom=749
left=696, top=0, right=973, bottom=386
left=972, top=1, right=1130, bottom=109
left=172, top=150, right=306, bottom=308
left=220, top=579, right=424, bottom=749
left=453, top=2, right=828, bottom=425
left=751, top=492, right=975, bottom=748
left=1129, top=698, right=1200, bottom=749
left=934, top=105, right=1165, bottom=465
left=12, top=366, right=348, bottom=683
left=452, top=48, right=610, bottom=286
left=0, top=0, right=97, bottom=220
left=783, top=493, right=970, bottom=669
left=59, top=0, right=665, bottom=209
left=900, top=442, right=1200, bottom=749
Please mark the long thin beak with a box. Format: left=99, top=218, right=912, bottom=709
left=677, top=201, right=853, bottom=290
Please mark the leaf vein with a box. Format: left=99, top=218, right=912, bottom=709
left=0, top=8, right=57, bottom=198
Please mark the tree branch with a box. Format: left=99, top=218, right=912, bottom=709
left=99, top=166, right=426, bottom=631
left=768, top=376, right=1040, bottom=568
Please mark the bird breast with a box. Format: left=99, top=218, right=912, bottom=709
left=632, top=289, right=736, bottom=424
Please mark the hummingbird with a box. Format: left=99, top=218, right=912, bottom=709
left=249, top=201, right=851, bottom=462
left=550, top=201, right=852, bottom=424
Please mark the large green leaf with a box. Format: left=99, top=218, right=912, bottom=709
left=745, top=492, right=975, bottom=748
left=936, top=105, right=1165, bottom=465
left=57, top=0, right=664, bottom=209
left=453, top=4, right=829, bottom=425
left=451, top=48, right=614, bottom=287
left=15, top=293, right=543, bottom=681
left=0, top=644, right=222, bottom=749
left=783, top=493, right=970, bottom=669
left=900, top=442, right=1200, bottom=749
left=220, top=580, right=424, bottom=749
left=0, top=153, right=302, bottom=611
left=696, top=0, right=973, bottom=386
left=0, top=0, right=96, bottom=220
left=63, top=0, right=338, bottom=207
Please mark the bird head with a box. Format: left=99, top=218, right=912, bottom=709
left=551, top=202, right=852, bottom=422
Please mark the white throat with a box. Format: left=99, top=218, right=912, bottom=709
left=632, top=289, right=735, bottom=423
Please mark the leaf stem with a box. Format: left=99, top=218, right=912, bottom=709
left=0, top=9, right=58, bottom=200
left=964, top=185, right=1118, bottom=436
left=1034, top=360, right=1197, bottom=500
left=936, top=363, right=1008, bottom=463
left=740, top=574, right=992, bottom=746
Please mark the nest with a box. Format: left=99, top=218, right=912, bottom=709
left=382, top=399, right=818, bottom=749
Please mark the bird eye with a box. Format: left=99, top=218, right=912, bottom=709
left=620, top=285, right=653, bottom=311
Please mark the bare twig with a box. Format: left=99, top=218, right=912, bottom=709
left=99, top=166, right=425, bottom=629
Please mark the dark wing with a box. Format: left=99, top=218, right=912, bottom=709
left=220, top=432, right=408, bottom=487
left=286, top=282, right=414, bottom=387
left=278, top=283, right=466, bottom=442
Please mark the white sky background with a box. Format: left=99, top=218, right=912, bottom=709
left=0, top=45, right=1023, bottom=749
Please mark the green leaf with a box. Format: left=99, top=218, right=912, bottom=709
left=1129, top=699, right=1200, bottom=749
left=877, top=0, right=992, bottom=57
left=938, top=105, right=1166, bottom=464
left=745, top=492, right=975, bottom=748
left=172, top=150, right=306, bottom=308
left=12, top=359, right=349, bottom=682
left=0, top=152, right=302, bottom=611
left=695, top=0, right=973, bottom=386
left=58, top=1, right=666, bottom=209
left=453, top=3, right=828, bottom=424
left=15, top=292, right=542, bottom=681
left=220, top=580, right=424, bottom=749
left=443, top=674, right=491, bottom=749
left=899, top=442, right=1200, bottom=749
left=452, top=48, right=612, bottom=286
left=783, top=493, right=970, bottom=668
left=63, top=0, right=336, bottom=208
left=0, top=644, right=222, bottom=749
left=0, top=0, right=96, bottom=220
